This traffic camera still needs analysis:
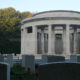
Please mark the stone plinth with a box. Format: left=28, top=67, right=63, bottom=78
left=22, top=55, right=35, bottom=73
left=42, top=55, right=65, bottom=63
left=70, top=55, right=80, bottom=62
left=0, top=62, right=10, bottom=80
left=39, top=62, right=80, bottom=80
left=7, top=54, right=13, bottom=67
left=0, top=54, right=4, bottom=62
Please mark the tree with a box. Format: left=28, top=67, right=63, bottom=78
left=0, top=7, right=33, bottom=54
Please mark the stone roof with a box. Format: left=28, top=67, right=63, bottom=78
left=22, top=10, right=80, bottom=24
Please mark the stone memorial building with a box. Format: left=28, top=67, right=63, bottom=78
left=21, top=10, right=80, bottom=58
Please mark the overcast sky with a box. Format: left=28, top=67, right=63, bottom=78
left=0, top=0, right=80, bottom=13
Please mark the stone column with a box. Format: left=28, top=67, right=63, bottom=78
left=77, top=32, right=80, bottom=53
left=33, top=26, right=37, bottom=54
left=21, top=28, right=25, bottom=54
left=48, top=25, right=52, bottom=54
left=52, top=27, right=55, bottom=55
left=65, top=24, right=70, bottom=58
left=63, top=27, right=66, bottom=55
left=21, top=26, right=27, bottom=55
left=41, top=30, right=44, bottom=54
left=45, top=33, right=48, bottom=53
left=73, top=28, right=77, bottom=54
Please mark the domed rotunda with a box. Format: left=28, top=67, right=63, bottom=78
left=21, top=10, right=80, bottom=58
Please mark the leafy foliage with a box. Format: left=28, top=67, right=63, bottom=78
left=0, top=7, right=33, bottom=54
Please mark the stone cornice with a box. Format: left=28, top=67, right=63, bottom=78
left=22, top=17, right=80, bottom=24
left=33, top=10, right=80, bottom=16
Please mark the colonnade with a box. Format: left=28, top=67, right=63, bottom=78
left=36, top=24, right=80, bottom=56
left=48, top=24, right=70, bottom=56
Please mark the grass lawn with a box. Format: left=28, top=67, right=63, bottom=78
left=10, top=64, right=39, bottom=80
